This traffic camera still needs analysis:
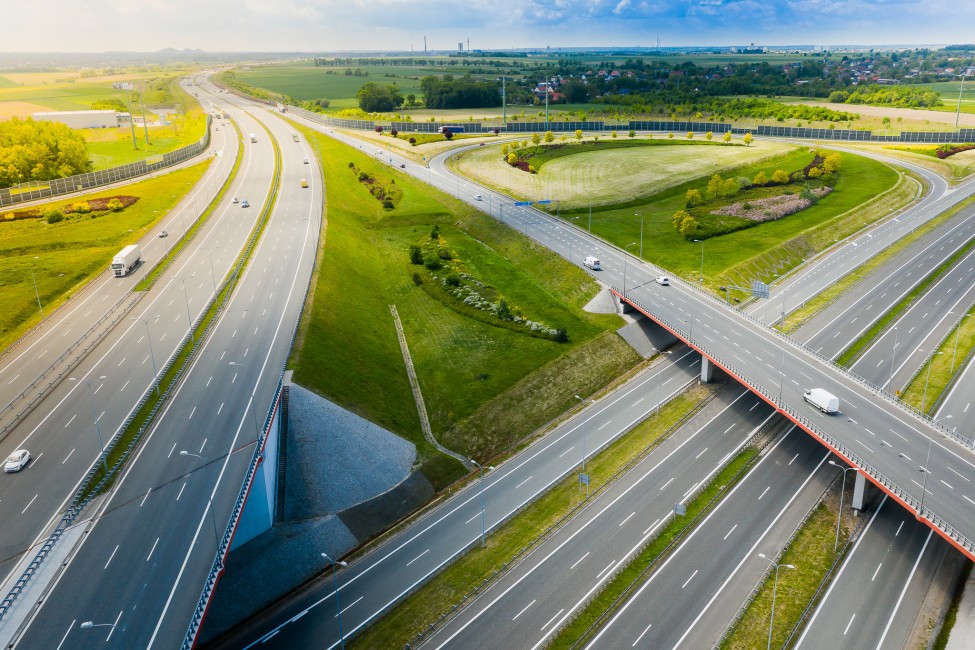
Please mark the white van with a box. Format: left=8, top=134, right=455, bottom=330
left=584, top=256, right=601, bottom=270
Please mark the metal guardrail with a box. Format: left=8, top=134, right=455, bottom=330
left=0, top=117, right=212, bottom=208
left=614, top=286, right=975, bottom=557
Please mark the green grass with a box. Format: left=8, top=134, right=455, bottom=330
left=901, top=303, right=975, bottom=412
left=720, top=502, right=846, bottom=650
left=552, top=446, right=759, bottom=648
left=350, top=383, right=712, bottom=649
left=0, top=161, right=210, bottom=351
left=289, top=123, right=626, bottom=473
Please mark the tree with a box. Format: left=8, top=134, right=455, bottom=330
left=357, top=83, right=404, bottom=112
left=753, top=171, right=769, bottom=186
left=707, top=174, right=724, bottom=198
left=772, top=169, right=791, bottom=184
left=506, top=152, right=518, bottom=165
left=705, top=131, right=713, bottom=141
left=0, top=117, right=91, bottom=188
left=544, top=130, right=555, bottom=143
left=808, top=166, right=823, bottom=178
left=722, top=178, right=739, bottom=196
left=679, top=215, right=698, bottom=237
left=722, top=131, right=732, bottom=143
left=375, top=125, right=383, bottom=134
left=686, top=131, right=694, bottom=139
left=390, top=128, right=398, bottom=137
left=672, top=209, right=691, bottom=230
left=686, top=189, right=703, bottom=207
left=443, top=129, right=454, bottom=140
left=531, top=132, right=541, bottom=145
left=575, top=129, right=583, bottom=141
left=409, top=245, right=423, bottom=264
left=501, top=144, right=509, bottom=155
left=406, top=93, right=417, bottom=107
left=822, top=152, right=842, bottom=173
left=743, top=132, right=753, bottom=146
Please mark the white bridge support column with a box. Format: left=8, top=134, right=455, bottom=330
left=701, top=357, right=715, bottom=383
left=852, top=471, right=868, bottom=512
left=617, top=294, right=634, bottom=314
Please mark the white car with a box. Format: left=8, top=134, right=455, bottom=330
left=655, top=276, right=671, bottom=286
left=474, top=195, right=483, bottom=201
left=4, top=449, right=30, bottom=473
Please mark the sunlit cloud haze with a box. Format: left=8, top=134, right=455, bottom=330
left=3, top=0, right=974, bottom=52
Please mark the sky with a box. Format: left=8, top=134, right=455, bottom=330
left=3, top=0, right=974, bottom=53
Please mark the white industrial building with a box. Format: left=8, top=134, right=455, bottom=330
left=31, top=110, right=127, bottom=129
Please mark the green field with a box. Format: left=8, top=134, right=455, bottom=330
left=918, top=80, right=975, bottom=114
left=289, top=124, right=632, bottom=481
left=452, top=140, right=898, bottom=283
left=0, top=161, right=211, bottom=351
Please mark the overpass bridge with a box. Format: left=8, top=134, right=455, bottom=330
left=608, top=265, right=975, bottom=561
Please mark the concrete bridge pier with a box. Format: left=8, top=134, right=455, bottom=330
left=852, top=471, right=869, bottom=512
left=701, top=357, right=715, bottom=383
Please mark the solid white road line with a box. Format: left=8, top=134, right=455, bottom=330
left=104, top=545, right=120, bottom=569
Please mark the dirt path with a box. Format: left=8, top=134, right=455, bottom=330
left=797, top=101, right=975, bottom=128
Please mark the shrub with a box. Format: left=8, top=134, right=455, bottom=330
left=73, top=201, right=91, bottom=214
left=390, top=128, right=398, bottom=137
left=3, top=212, right=13, bottom=221
left=409, top=244, right=423, bottom=264
left=506, top=152, right=518, bottom=165
left=493, top=128, right=500, bottom=135
left=412, top=272, right=423, bottom=286
left=553, top=328, right=568, bottom=343
left=771, top=169, right=791, bottom=184
left=808, top=166, right=823, bottom=178
left=424, top=255, right=443, bottom=270
left=437, top=246, right=452, bottom=260
left=497, top=299, right=513, bottom=321
left=705, top=131, right=713, bottom=141
left=753, top=171, right=769, bottom=186
left=374, top=125, right=383, bottom=133
left=382, top=198, right=394, bottom=209
left=686, top=131, right=694, bottom=139
left=348, top=162, right=355, bottom=169
left=575, top=129, right=583, bottom=141
left=45, top=209, right=64, bottom=224
left=611, top=131, right=618, bottom=139
left=443, top=129, right=454, bottom=140
left=408, top=137, right=416, bottom=145
left=430, top=225, right=440, bottom=240
left=445, top=273, right=461, bottom=287
left=722, top=132, right=732, bottom=143
left=107, top=198, right=124, bottom=212
left=628, top=130, right=636, bottom=138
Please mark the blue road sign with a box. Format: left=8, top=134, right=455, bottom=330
left=537, top=199, right=552, bottom=205
left=514, top=201, right=533, bottom=206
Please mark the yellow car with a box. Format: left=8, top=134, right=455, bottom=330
left=300, top=179, right=308, bottom=188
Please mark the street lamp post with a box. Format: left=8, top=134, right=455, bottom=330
left=172, top=275, right=195, bottom=342
left=29, top=256, right=43, bottom=318
left=919, top=415, right=953, bottom=515
left=693, top=239, right=704, bottom=284
left=889, top=327, right=899, bottom=391
left=69, top=376, right=109, bottom=474
left=179, top=451, right=221, bottom=544
left=652, top=350, right=673, bottom=415
left=922, top=350, right=944, bottom=413
left=131, top=316, right=161, bottom=396
left=202, top=247, right=218, bottom=296
left=228, top=361, right=262, bottom=436
left=622, top=242, right=638, bottom=296
left=469, top=459, right=494, bottom=547
left=828, top=460, right=858, bottom=552
left=951, top=314, right=969, bottom=374
left=575, top=395, right=596, bottom=471
left=636, top=213, right=644, bottom=258
left=321, top=552, right=349, bottom=649
left=758, top=553, right=795, bottom=650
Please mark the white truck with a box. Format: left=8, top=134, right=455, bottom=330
left=112, top=245, right=141, bottom=277
left=803, top=388, right=839, bottom=414
left=249, top=133, right=257, bottom=143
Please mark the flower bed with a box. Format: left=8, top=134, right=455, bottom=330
left=711, top=187, right=832, bottom=222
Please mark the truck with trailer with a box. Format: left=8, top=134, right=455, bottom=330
left=438, top=126, right=465, bottom=134
left=111, top=245, right=141, bottom=277
left=249, top=133, right=257, bottom=143
left=803, top=388, right=839, bottom=414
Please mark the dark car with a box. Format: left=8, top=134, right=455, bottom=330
left=241, top=199, right=250, bottom=208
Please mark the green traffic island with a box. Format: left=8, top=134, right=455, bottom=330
left=409, top=225, right=568, bottom=343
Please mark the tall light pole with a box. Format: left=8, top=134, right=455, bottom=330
left=172, top=275, right=195, bottom=342
left=229, top=361, right=262, bottom=436
left=622, top=242, right=638, bottom=296
left=575, top=395, right=596, bottom=471
left=828, top=460, right=857, bottom=552
left=131, top=315, right=161, bottom=396
left=693, top=238, right=704, bottom=284
left=652, top=350, right=673, bottom=414
left=758, top=553, right=794, bottom=650
left=178, top=451, right=220, bottom=544
left=469, top=459, right=494, bottom=547
left=321, top=552, right=349, bottom=649
left=921, top=350, right=944, bottom=413
left=889, top=327, right=899, bottom=391
left=202, top=246, right=218, bottom=297
left=69, top=376, right=109, bottom=474
left=588, top=199, right=592, bottom=233
left=636, top=212, right=644, bottom=258
left=919, top=415, right=952, bottom=516
left=29, top=256, right=43, bottom=318
left=777, top=345, right=787, bottom=403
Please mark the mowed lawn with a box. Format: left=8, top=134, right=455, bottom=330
left=289, top=127, right=628, bottom=481
left=452, top=137, right=799, bottom=209
left=0, top=161, right=210, bottom=350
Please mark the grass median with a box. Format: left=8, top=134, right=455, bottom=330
left=349, top=383, right=711, bottom=649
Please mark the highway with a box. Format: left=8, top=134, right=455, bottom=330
left=8, top=83, right=320, bottom=648
left=0, top=109, right=269, bottom=587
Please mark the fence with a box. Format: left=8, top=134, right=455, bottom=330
left=0, top=116, right=212, bottom=208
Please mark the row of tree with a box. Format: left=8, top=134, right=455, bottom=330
left=418, top=75, right=501, bottom=109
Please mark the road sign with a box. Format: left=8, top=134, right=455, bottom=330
left=537, top=199, right=552, bottom=205
left=674, top=502, right=687, bottom=516
left=514, top=201, right=533, bottom=206
left=751, top=280, right=770, bottom=299
left=579, top=473, right=590, bottom=485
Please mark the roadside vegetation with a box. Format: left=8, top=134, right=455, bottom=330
left=350, top=383, right=711, bottom=649
left=289, top=124, right=634, bottom=487
left=0, top=161, right=210, bottom=351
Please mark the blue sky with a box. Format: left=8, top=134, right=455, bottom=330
left=4, top=0, right=973, bottom=52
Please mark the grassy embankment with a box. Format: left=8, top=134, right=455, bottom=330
left=289, top=124, right=636, bottom=487
left=0, top=161, right=210, bottom=352
left=350, top=384, right=712, bottom=649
